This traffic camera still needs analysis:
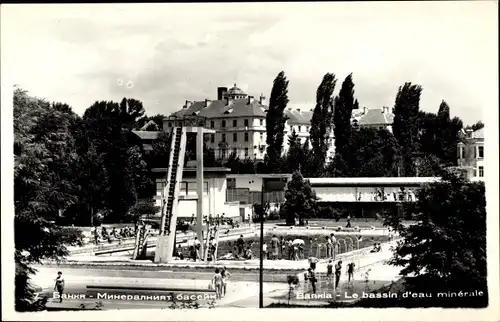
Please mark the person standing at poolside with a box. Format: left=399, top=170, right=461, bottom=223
left=212, top=268, right=223, bottom=299
left=326, top=260, right=334, bottom=284
left=236, top=235, right=245, bottom=257
left=279, top=236, right=285, bottom=259
left=193, top=237, right=201, bottom=261
left=262, top=242, right=268, bottom=260
left=221, top=266, right=231, bottom=297
left=53, top=271, right=65, bottom=303
left=326, top=235, right=333, bottom=258
left=330, top=233, right=337, bottom=258
left=271, top=235, right=279, bottom=260
left=335, top=260, right=343, bottom=289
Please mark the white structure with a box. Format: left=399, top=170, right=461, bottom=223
left=152, top=167, right=240, bottom=220
left=457, top=127, right=485, bottom=180
left=165, top=84, right=335, bottom=160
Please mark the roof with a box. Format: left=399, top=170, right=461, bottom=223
left=307, top=177, right=440, bottom=186
left=151, top=167, right=231, bottom=173
left=355, top=108, right=394, bottom=125
left=140, top=120, right=160, bottom=131
left=227, top=173, right=292, bottom=179
left=171, top=98, right=267, bottom=119
left=285, top=109, right=313, bottom=124
left=472, top=127, right=484, bottom=139
left=226, top=84, right=247, bottom=96
left=132, top=130, right=160, bottom=140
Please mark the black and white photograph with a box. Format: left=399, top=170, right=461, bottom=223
left=1, top=1, right=498, bottom=321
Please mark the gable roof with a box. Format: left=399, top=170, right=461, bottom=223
left=285, top=109, right=312, bottom=124
left=171, top=98, right=267, bottom=119
left=472, top=127, right=484, bottom=139
left=355, top=108, right=394, bottom=125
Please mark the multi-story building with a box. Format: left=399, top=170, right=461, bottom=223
left=165, top=84, right=335, bottom=160
left=457, top=127, right=485, bottom=180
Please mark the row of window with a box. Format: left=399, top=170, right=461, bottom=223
left=210, top=119, right=263, bottom=129
left=155, top=181, right=209, bottom=196
left=210, top=132, right=251, bottom=143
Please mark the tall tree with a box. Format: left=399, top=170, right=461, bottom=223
left=383, top=170, right=487, bottom=307
left=470, top=121, right=484, bottom=131
left=393, top=82, right=423, bottom=176
left=333, top=74, right=357, bottom=177
left=310, top=73, right=336, bottom=174
left=14, top=87, right=83, bottom=311
left=265, top=71, right=289, bottom=172
left=282, top=170, right=319, bottom=226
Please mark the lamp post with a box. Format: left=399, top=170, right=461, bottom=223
left=259, top=179, right=265, bottom=308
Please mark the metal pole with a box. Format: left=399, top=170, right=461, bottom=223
left=196, top=127, right=204, bottom=258
left=259, top=179, right=265, bottom=308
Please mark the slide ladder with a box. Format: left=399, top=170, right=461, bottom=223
left=132, top=224, right=150, bottom=260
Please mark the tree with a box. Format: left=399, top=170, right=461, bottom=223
left=14, top=87, right=83, bottom=311
left=333, top=74, right=357, bottom=177
left=129, top=199, right=161, bottom=223
left=347, top=128, right=401, bottom=177
left=282, top=170, right=319, bottom=225
left=135, top=113, right=166, bottom=130
left=383, top=170, right=487, bottom=307
left=393, top=82, right=423, bottom=176
left=265, top=71, right=289, bottom=172
left=310, top=73, right=336, bottom=174
left=470, top=121, right=484, bottom=132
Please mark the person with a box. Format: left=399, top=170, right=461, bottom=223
left=292, top=238, right=304, bottom=260
left=326, top=236, right=333, bottom=258
left=286, top=239, right=293, bottom=260
left=307, top=268, right=317, bottom=294
left=212, top=268, right=223, bottom=299
left=92, top=227, right=99, bottom=245
left=376, top=243, right=382, bottom=252
left=244, top=246, right=253, bottom=259
left=193, top=237, right=201, bottom=261
left=346, top=215, right=352, bottom=228
left=271, top=235, right=279, bottom=260
left=293, top=244, right=299, bottom=261
left=221, top=266, right=231, bottom=297
left=330, top=233, right=337, bottom=257
left=280, top=236, right=286, bottom=259
left=54, top=271, right=65, bottom=303
left=347, top=262, right=356, bottom=284
left=298, top=243, right=304, bottom=260
left=262, top=242, right=268, bottom=260
left=236, top=235, right=245, bottom=257
left=326, top=260, right=334, bottom=284
left=208, top=237, right=216, bottom=261
left=370, top=243, right=378, bottom=253
left=335, top=260, right=342, bottom=289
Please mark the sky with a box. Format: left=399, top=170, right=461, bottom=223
left=2, top=2, right=498, bottom=126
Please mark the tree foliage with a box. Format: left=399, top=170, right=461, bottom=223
left=393, top=82, right=423, bottom=176
left=13, top=87, right=84, bottom=311
left=383, top=170, right=487, bottom=306
left=282, top=170, right=319, bottom=225
left=333, top=74, right=357, bottom=177
left=310, top=73, right=336, bottom=173
left=265, top=71, right=289, bottom=172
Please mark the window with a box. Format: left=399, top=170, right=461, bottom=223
left=187, top=182, right=209, bottom=195
left=233, top=133, right=237, bottom=142
left=156, top=180, right=166, bottom=196
left=222, top=134, right=226, bottom=142
left=478, top=146, right=484, bottom=158
left=479, top=166, right=484, bottom=177
left=233, top=119, right=237, bottom=127
left=168, top=122, right=172, bottom=128
left=473, top=168, right=477, bottom=177
left=233, top=148, right=237, bottom=155
left=244, top=132, right=249, bottom=142
left=245, top=148, right=249, bottom=157
left=244, top=119, right=249, bottom=127
left=460, top=146, right=465, bottom=159
left=180, top=182, right=188, bottom=195
left=260, top=133, right=264, bottom=141
left=210, top=121, right=214, bottom=128
left=299, top=126, right=302, bottom=132
left=221, top=149, right=226, bottom=158
left=210, top=134, right=215, bottom=143
left=260, top=119, right=264, bottom=126
left=222, top=120, right=226, bottom=128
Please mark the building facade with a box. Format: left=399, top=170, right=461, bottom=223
left=351, top=106, right=394, bottom=132
left=457, top=127, right=485, bottom=180
left=165, top=84, right=336, bottom=160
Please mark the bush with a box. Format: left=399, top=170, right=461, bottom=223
left=267, top=210, right=280, bottom=221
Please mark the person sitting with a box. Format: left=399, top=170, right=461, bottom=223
left=376, top=243, right=382, bottom=252
left=370, top=243, right=378, bottom=253
left=220, top=251, right=235, bottom=260
left=244, top=246, right=253, bottom=259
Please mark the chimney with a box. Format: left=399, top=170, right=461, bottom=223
left=225, top=97, right=230, bottom=106
left=259, top=94, right=267, bottom=105
left=363, top=106, right=367, bottom=114
left=204, top=99, right=212, bottom=108
left=248, top=95, right=254, bottom=104
left=184, top=100, right=193, bottom=109
left=217, top=87, right=228, bottom=100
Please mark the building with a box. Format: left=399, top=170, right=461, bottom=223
left=457, top=127, right=485, bottom=180
left=165, top=84, right=335, bottom=160
left=151, top=165, right=241, bottom=221
left=351, top=106, right=394, bottom=132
